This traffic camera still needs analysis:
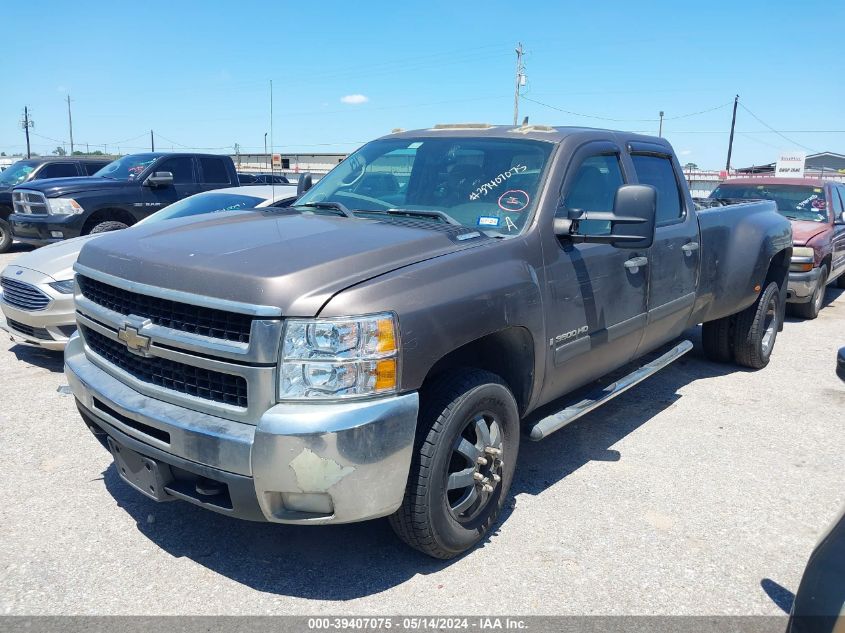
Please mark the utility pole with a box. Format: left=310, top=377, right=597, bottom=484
left=513, top=42, right=525, bottom=126
left=234, top=142, right=241, bottom=168
left=270, top=80, right=274, bottom=176
left=66, top=95, right=74, bottom=154
left=658, top=111, right=664, bottom=137
left=150, top=129, right=155, bottom=151
left=264, top=132, right=268, bottom=170
left=725, top=94, right=739, bottom=172
left=20, top=107, right=34, bottom=158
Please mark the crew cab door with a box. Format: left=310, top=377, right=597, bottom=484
left=629, top=144, right=700, bottom=354
left=539, top=141, right=649, bottom=402
left=142, top=156, right=200, bottom=213
left=829, top=184, right=845, bottom=280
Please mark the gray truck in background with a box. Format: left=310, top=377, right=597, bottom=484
left=65, top=124, right=792, bottom=558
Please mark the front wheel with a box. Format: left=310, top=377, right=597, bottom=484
left=733, top=281, right=781, bottom=369
left=0, top=217, right=12, bottom=253
left=88, top=220, right=129, bottom=235
left=788, top=265, right=828, bottom=320
left=390, top=369, right=520, bottom=559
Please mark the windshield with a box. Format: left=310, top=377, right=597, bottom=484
left=0, top=161, right=38, bottom=187
left=136, top=192, right=266, bottom=226
left=710, top=183, right=829, bottom=222
left=294, top=137, right=554, bottom=235
left=93, top=153, right=159, bottom=181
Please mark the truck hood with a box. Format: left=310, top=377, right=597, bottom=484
left=790, top=220, right=828, bottom=246
left=7, top=234, right=102, bottom=282
left=76, top=210, right=488, bottom=316
left=15, top=177, right=129, bottom=198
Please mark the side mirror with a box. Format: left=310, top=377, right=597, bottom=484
left=835, top=211, right=845, bottom=226
left=145, top=171, right=173, bottom=187
left=556, top=184, right=657, bottom=249
left=297, top=172, right=313, bottom=196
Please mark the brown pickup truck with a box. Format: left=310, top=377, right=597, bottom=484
left=709, top=177, right=845, bottom=319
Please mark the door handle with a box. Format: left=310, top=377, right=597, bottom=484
left=681, top=241, right=700, bottom=254
left=624, top=256, right=648, bottom=270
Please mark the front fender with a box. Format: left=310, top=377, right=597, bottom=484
left=318, top=236, right=545, bottom=399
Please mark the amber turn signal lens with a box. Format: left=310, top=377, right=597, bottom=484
left=376, top=318, right=397, bottom=354
left=375, top=358, right=397, bottom=391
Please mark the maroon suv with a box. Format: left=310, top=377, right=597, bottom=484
left=710, top=177, right=845, bottom=319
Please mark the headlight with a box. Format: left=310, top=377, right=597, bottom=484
left=48, top=279, right=75, bottom=294
left=47, top=198, right=84, bottom=215
left=279, top=313, right=398, bottom=400
left=791, top=247, right=814, bottom=259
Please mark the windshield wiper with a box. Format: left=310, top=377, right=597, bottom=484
left=296, top=201, right=355, bottom=218
left=361, top=208, right=461, bottom=226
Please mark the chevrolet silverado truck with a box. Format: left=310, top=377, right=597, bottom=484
left=0, top=157, right=111, bottom=253
left=708, top=177, right=845, bottom=319
left=65, top=125, right=792, bottom=558
left=9, top=152, right=239, bottom=246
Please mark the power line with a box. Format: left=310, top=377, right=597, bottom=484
left=737, top=103, right=819, bottom=153
left=522, top=96, right=732, bottom=123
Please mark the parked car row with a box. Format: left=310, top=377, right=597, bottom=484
left=0, top=157, right=111, bottom=252
left=708, top=177, right=845, bottom=319
left=0, top=184, right=297, bottom=349
left=0, top=125, right=840, bottom=561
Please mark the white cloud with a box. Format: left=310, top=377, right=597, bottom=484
left=340, top=94, right=369, bottom=105
left=680, top=149, right=693, bottom=156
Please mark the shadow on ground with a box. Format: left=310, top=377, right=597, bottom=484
left=761, top=578, right=795, bottom=613
left=9, top=343, right=64, bottom=372
left=99, top=325, right=755, bottom=600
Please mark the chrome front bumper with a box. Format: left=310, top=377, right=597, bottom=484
left=787, top=267, right=822, bottom=304
left=65, top=333, right=419, bottom=524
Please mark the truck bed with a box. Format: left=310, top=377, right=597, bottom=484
left=690, top=199, right=790, bottom=325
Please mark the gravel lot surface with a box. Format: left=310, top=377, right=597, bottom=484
left=1, top=243, right=843, bottom=616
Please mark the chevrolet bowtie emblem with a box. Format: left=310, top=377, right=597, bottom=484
left=117, top=325, right=151, bottom=355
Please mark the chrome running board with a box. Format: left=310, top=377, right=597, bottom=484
left=529, top=339, right=694, bottom=441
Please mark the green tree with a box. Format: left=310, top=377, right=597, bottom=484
left=53, top=146, right=67, bottom=156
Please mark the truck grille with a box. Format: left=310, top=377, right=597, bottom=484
left=81, top=325, right=248, bottom=407
left=77, top=275, right=254, bottom=343
left=12, top=190, right=49, bottom=214
left=1, top=277, right=51, bottom=310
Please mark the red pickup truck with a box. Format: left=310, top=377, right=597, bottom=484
left=709, top=177, right=845, bottom=319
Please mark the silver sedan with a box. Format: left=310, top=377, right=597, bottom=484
left=0, top=185, right=297, bottom=350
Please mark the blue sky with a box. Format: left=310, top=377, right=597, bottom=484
left=4, top=0, right=843, bottom=169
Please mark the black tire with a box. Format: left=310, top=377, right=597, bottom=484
left=88, top=220, right=129, bottom=235
left=0, top=217, right=11, bottom=254
left=733, top=281, right=781, bottom=369
left=701, top=315, right=734, bottom=363
left=389, top=369, right=520, bottom=559
left=789, top=265, right=827, bottom=320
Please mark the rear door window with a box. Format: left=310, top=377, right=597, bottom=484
left=37, top=163, right=80, bottom=179
left=631, top=154, right=684, bottom=225
left=200, top=157, right=232, bottom=184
